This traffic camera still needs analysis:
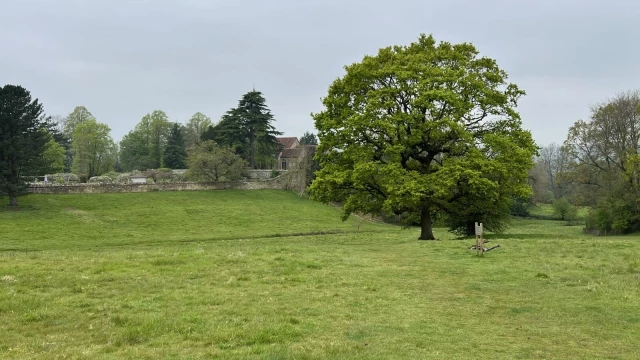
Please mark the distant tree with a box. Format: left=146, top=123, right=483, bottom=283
left=300, top=131, right=318, bottom=145
left=528, top=159, right=553, bottom=204
left=552, top=197, right=577, bottom=221
left=539, top=143, right=570, bottom=198
left=71, top=119, right=116, bottom=178
left=43, top=133, right=66, bottom=173
left=184, top=112, right=213, bottom=148
left=186, top=141, right=246, bottom=181
left=0, top=85, right=49, bottom=206
left=163, top=123, right=187, bottom=169
left=211, top=90, right=283, bottom=168
left=309, top=34, right=537, bottom=240
left=64, top=106, right=95, bottom=136
left=46, top=115, right=73, bottom=172
left=119, top=110, right=171, bottom=170
left=146, top=110, right=172, bottom=168
left=119, top=130, right=153, bottom=171
left=563, top=91, right=640, bottom=233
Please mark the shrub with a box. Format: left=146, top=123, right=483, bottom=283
left=552, top=198, right=577, bottom=221
left=47, top=173, right=80, bottom=183
left=585, top=197, right=640, bottom=235
left=88, top=176, right=113, bottom=184
left=510, top=197, right=530, bottom=217
left=103, top=171, right=119, bottom=181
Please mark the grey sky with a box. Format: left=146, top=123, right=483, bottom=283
left=2, top=0, right=639, bottom=146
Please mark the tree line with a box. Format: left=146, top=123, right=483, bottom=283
left=529, top=91, right=640, bottom=235
left=0, top=86, right=317, bottom=206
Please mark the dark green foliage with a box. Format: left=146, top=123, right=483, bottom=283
left=0, top=84, right=49, bottom=206
left=300, top=131, right=318, bottom=145
left=119, top=111, right=171, bottom=171
left=445, top=199, right=512, bottom=236
left=163, top=123, right=187, bottom=169
left=585, top=195, right=640, bottom=235
left=510, top=197, right=531, bottom=217
left=119, top=130, right=153, bottom=171
left=205, top=90, right=283, bottom=169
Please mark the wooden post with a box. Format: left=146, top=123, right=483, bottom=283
left=469, top=221, right=500, bottom=255
left=475, top=222, right=483, bottom=256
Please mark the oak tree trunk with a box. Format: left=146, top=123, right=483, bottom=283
left=419, top=206, right=436, bottom=240
left=9, top=195, right=18, bottom=207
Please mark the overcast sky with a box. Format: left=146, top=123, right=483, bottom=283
left=2, top=0, right=639, bottom=146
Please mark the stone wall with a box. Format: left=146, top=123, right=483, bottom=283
left=28, top=173, right=301, bottom=195
left=245, top=169, right=276, bottom=179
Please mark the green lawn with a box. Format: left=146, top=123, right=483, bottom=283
left=1, top=191, right=639, bottom=359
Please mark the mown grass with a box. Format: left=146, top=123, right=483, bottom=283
left=1, top=191, right=639, bottom=359
left=0, top=190, right=387, bottom=251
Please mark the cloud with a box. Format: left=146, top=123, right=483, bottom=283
left=1, top=0, right=638, bottom=146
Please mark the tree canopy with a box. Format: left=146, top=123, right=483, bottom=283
left=186, top=140, right=246, bottom=182
left=562, top=91, right=640, bottom=233
left=300, top=131, right=318, bottom=145
left=163, top=122, right=187, bottom=169
left=309, top=34, right=537, bottom=240
left=71, top=118, right=116, bottom=178
left=184, top=112, right=213, bottom=149
left=64, top=106, right=95, bottom=136
left=0, top=85, right=49, bottom=206
left=204, top=90, right=282, bottom=169
left=119, top=110, right=171, bottom=170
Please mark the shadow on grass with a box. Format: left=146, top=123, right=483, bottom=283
left=0, top=204, right=39, bottom=212
left=453, top=233, right=563, bottom=241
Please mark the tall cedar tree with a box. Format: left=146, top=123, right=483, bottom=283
left=310, top=34, right=537, bottom=240
left=0, top=85, right=49, bottom=206
left=204, top=90, right=283, bottom=168
left=163, top=122, right=187, bottom=169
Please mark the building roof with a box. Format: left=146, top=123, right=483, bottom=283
left=280, top=148, right=304, bottom=159
left=277, top=137, right=299, bottom=149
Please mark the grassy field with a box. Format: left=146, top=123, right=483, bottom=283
left=1, top=190, right=639, bottom=359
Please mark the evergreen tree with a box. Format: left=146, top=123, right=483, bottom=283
left=0, top=85, right=49, bottom=206
left=300, top=131, right=318, bottom=145
left=211, top=90, right=283, bottom=168
left=163, top=123, right=187, bottom=169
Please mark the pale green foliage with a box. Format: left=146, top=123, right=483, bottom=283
left=63, top=106, right=95, bottom=136
left=43, top=135, right=66, bottom=173
left=552, top=198, right=577, bottom=221
left=71, top=119, right=116, bottom=178
left=88, top=175, right=113, bottom=184
left=187, top=141, right=247, bottom=181
left=310, top=34, right=538, bottom=239
left=184, top=112, right=213, bottom=148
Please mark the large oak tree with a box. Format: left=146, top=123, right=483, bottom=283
left=309, top=34, right=537, bottom=240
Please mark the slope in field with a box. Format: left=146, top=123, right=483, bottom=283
left=0, top=190, right=389, bottom=251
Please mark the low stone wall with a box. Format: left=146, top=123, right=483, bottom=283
left=28, top=173, right=299, bottom=195
left=245, top=169, right=277, bottom=179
